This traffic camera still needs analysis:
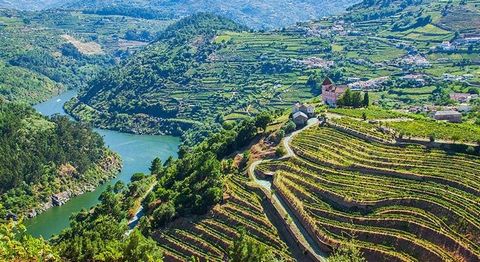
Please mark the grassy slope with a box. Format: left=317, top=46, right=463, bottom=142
left=0, top=9, right=171, bottom=104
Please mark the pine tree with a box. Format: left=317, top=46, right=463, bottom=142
left=363, top=92, right=370, bottom=107
left=149, top=157, right=163, bottom=175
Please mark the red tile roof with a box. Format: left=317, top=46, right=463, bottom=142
left=322, top=77, right=333, bottom=86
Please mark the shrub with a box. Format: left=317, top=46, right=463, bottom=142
left=276, top=147, right=286, bottom=157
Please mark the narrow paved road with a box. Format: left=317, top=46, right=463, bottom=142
left=249, top=118, right=326, bottom=262
left=126, top=181, right=157, bottom=235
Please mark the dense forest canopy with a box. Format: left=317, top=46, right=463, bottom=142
left=0, top=101, right=118, bottom=217
left=0, top=102, right=104, bottom=193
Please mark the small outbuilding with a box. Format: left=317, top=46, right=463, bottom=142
left=433, top=111, right=462, bottom=123
left=293, top=111, right=309, bottom=126
left=292, top=102, right=315, bottom=117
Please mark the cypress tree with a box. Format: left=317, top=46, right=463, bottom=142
left=363, top=92, right=370, bottom=107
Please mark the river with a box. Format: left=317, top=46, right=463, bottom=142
left=25, top=90, right=180, bottom=239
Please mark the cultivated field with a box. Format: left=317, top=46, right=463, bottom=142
left=258, top=125, right=480, bottom=261
left=154, top=174, right=293, bottom=261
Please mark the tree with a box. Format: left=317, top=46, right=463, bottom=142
left=362, top=112, right=367, bottom=121
left=150, top=157, right=163, bottom=175
left=255, top=112, right=272, bottom=132
left=131, top=173, right=146, bottom=182
left=307, top=75, right=318, bottom=89
left=327, top=241, right=366, bottom=262
left=352, top=92, right=363, bottom=108
left=152, top=202, right=176, bottom=228
left=276, top=147, right=286, bottom=157
left=363, top=92, right=370, bottom=107
left=228, top=228, right=277, bottom=262
left=340, top=89, right=353, bottom=107
left=123, top=230, right=163, bottom=262
left=282, top=120, right=297, bottom=134
left=0, top=220, right=59, bottom=262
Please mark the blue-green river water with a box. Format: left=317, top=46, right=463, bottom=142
left=26, top=91, right=180, bottom=238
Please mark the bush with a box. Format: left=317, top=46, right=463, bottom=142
left=276, top=147, right=286, bottom=157
left=282, top=120, right=296, bottom=134
left=152, top=202, right=176, bottom=228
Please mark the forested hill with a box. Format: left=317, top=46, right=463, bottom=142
left=0, top=0, right=65, bottom=10
left=6, top=0, right=358, bottom=29
left=66, top=14, right=253, bottom=140
left=0, top=102, right=121, bottom=218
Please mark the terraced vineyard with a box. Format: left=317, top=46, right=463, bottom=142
left=153, top=174, right=293, bottom=261
left=258, top=126, right=480, bottom=262
left=329, top=117, right=395, bottom=143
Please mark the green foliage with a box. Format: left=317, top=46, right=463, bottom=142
left=255, top=112, right=273, bottom=132
left=0, top=220, right=59, bottom=261
left=0, top=8, right=169, bottom=104
left=150, top=157, right=164, bottom=176
left=387, top=119, right=480, bottom=143
left=53, top=179, right=163, bottom=261
left=363, top=92, right=369, bottom=107
left=151, top=202, right=176, bottom=228
left=0, top=102, right=114, bottom=217
left=281, top=120, right=297, bottom=134
left=329, top=107, right=410, bottom=120
left=327, top=241, right=365, bottom=262
left=337, top=89, right=365, bottom=108
left=275, top=146, right=286, bottom=157
left=0, top=61, right=62, bottom=105
left=228, top=228, right=277, bottom=262
left=147, top=116, right=270, bottom=227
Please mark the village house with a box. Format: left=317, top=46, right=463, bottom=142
left=292, top=102, right=315, bottom=117
left=321, top=77, right=348, bottom=107
left=437, top=41, right=456, bottom=51
left=292, top=111, right=309, bottom=126
left=450, top=93, right=478, bottom=103
left=348, top=76, right=389, bottom=91
left=433, top=110, right=462, bottom=123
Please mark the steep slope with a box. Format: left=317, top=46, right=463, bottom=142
left=0, top=8, right=169, bottom=104
left=65, top=13, right=328, bottom=139
left=0, top=102, right=121, bottom=219
left=62, top=0, right=358, bottom=29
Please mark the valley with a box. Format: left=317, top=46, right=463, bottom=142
left=26, top=91, right=180, bottom=239
left=1, top=0, right=480, bottom=261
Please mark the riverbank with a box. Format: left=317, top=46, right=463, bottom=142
left=65, top=97, right=199, bottom=137
left=26, top=91, right=181, bottom=239
left=22, top=151, right=122, bottom=219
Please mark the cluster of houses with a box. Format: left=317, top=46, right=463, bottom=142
left=408, top=92, right=479, bottom=123
left=435, top=34, right=480, bottom=51
left=292, top=77, right=348, bottom=125
left=348, top=76, right=389, bottom=91
left=398, top=55, right=431, bottom=68
left=292, top=102, right=315, bottom=126
left=291, top=75, right=477, bottom=125
left=296, top=57, right=334, bottom=69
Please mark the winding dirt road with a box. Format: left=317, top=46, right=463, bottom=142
left=248, top=118, right=326, bottom=262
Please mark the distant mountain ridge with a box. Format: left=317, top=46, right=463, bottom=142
left=0, top=0, right=359, bottom=29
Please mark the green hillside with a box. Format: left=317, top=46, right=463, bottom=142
left=67, top=0, right=480, bottom=144
left=0, top=102, right=121, bottom=218
left=61, top=0, right=357, bottom=29
left=0, top=9, right=171, bottom=104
